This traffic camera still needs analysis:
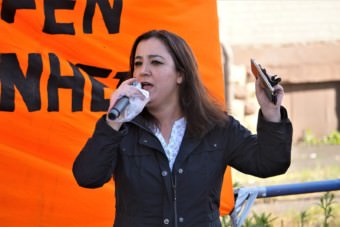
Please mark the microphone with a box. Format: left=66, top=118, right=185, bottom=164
left=108, top=96, right=129, bottom=120
left=108, top=81, right=138, bottom=120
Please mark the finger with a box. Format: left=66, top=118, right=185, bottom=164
left=121, top=78, right=138, bottom=86
left=115, top=78, right=137, bottom=96
left=255, top=78, right=266, bottom=94
left=274, top=84, right=284, bottom=95
left=128, top=87, right=146, bottom=100
left=107, top=83, right=131, bottom=110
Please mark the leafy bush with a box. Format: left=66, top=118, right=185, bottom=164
left=303, top=129, right=340, bottom=145
left=220, top=192, right=338, bottom=227
left=243, top=212, right=277, bottom=227
left=319, top=192, right=335, bottom=227
left=299, top=210, right=308, bottom=227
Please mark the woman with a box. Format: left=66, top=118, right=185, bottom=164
left=73, top=30, right=292, bottom=227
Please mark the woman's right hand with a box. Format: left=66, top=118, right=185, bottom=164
left=106, top=78, right=144, bottom=130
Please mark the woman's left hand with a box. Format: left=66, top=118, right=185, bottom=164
left=255, top=78, right=284, bottom=122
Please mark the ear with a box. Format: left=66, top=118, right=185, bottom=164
left=176, top=72, right=183, bottom=84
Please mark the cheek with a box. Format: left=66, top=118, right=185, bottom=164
left=132, top=70, right=139, bottom=78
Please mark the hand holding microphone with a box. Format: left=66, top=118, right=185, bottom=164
left=107, top=79, right=150, bottom=125
left=108, top=81, right=139, bottom=120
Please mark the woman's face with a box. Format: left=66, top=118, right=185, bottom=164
left=133, top=37, right=182, bottom=109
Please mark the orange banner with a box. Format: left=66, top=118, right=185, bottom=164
left=0, top=0, right=233, bottom=226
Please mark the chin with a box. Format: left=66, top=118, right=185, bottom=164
left=145, top=100, right=157, bottom=109
left=145, top=100, right=152, bottom=107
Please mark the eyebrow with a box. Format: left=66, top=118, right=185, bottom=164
left=134, top=54, right=165, bottom=60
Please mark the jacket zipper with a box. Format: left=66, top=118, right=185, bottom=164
left=131, top=119, right=179, bottom=226
left=172, top=173, right=178, bottom=227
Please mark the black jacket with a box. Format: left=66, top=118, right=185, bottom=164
left=73, top=108, right=292, bottom=227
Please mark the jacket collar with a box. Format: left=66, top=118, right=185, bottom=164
left=130, top=115, right=205, bottom=169
left=173, top=131, right=202, bottom=170
left=130, top=115, right=164, bottom=153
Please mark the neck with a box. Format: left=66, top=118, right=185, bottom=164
left=147, top=102, right=183, bottom=144
left=148, top=102, right=183, bottom=126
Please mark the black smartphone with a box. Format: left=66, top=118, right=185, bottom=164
left=250, top=59, right=278, bottom=105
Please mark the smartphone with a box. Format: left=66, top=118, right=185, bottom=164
left=250, top=59, right=277, bottom=105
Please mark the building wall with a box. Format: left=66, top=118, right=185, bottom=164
left=284, top=82, right=340, bottom=140
left=218, top=0, right=340, bottom=142
left=217, top=1, right=340, bottom=45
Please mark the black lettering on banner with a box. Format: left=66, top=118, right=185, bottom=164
left=76, top=64, right=112, bottom=111
left=43, top=0, right=76, bottom=35
left=0, top=53, right=42, bottom=111
left=48, top=53, right=84, bottom=111
left=114, top=71, right=128, bottom=88
left=1, top=0, right=36, bottom=23
left=0, top=53, right=126, bottom=112
left=83, top=0, right=122, bottom=34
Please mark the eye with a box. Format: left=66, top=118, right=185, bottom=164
left=134, top=61, right=142, bottom=67
left=151, top=60, right=163, bottom=65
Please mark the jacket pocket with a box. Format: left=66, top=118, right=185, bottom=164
left=119, top=144, right=163, bottom=195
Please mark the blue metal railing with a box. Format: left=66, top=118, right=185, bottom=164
left=230, top=179, right=340, bottom=227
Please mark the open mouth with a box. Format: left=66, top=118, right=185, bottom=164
left=141, top=82, right=153, bottom=90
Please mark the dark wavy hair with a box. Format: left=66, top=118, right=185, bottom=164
left=129, top=30, right=228, bottom=138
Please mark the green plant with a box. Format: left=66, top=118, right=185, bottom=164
left=220, top=215, right=231, bottom=227
left=220, top=212, right=278, bottom=227
left=242, top=218, right=253, bottom=227
left=319, top=192, right=335, bottom=227
left=303, top=129, right=340, bottom=145
left=299, top=210, right=308, bottom=227
left=241, top=212, right=277, bottom=227
left=233, top=181, right=242, bottom=188
left=322, top=131, right=340, bottom=145
left=303, top=129, right=319, bottom=145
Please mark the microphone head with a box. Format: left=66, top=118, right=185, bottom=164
left=108, top=108, right=120, bottom=120
left=108, top=96, right=130, bottom=120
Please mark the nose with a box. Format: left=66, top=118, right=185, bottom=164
left=139, top=62, right=151, bottom=76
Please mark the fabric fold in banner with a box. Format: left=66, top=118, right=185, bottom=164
left=0, top=0, right=234, bottom=226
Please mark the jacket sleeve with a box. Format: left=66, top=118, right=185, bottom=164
left=72, top=115, right=126, bottom=188
left=227, top=106, right=293, bottom=178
